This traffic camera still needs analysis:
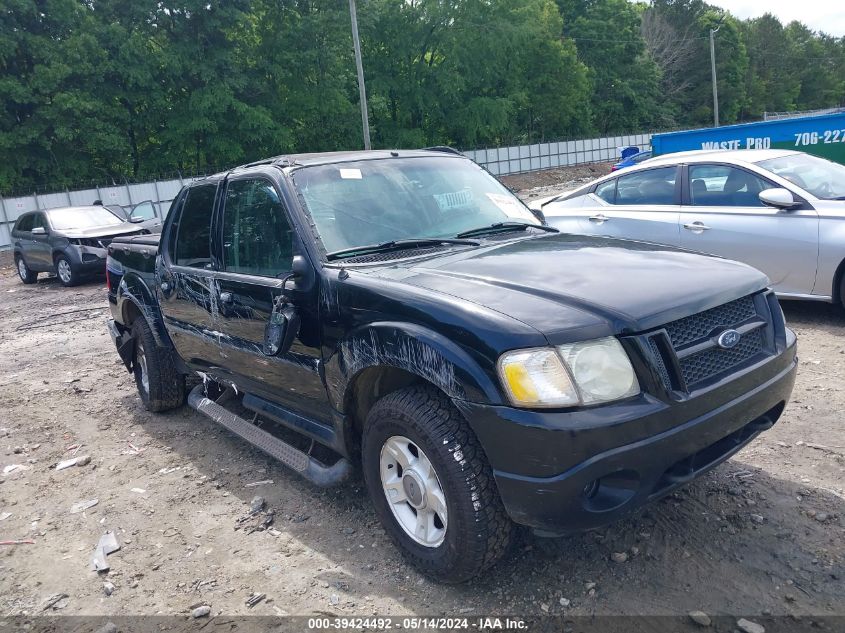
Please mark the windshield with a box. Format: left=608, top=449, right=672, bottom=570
left=757, top=153, right=845, bottom=199
left=291, top=156, right=540, bottom=254
left=48, top=207, right=125, bottom=230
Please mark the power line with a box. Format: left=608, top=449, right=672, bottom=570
left=566, top=35, right=709, bottom=43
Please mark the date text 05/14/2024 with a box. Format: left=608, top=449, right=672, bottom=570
left=306, top=617, right=528, bottom=630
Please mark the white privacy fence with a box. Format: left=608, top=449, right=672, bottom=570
left=0, top=175, right=211, bottom=251
left=0, top=132, right=654, bottom=249
left=464, top=132, right=652, bottom=176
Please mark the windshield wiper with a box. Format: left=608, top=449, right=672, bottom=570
left=540, top=194, right=566, bottom=208
left=326, top=238, right=480, bottom=261
left=456, top=221, right=559, bottom=239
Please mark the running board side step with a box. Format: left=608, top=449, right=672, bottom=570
left=187, top=385, right=352, bottom=487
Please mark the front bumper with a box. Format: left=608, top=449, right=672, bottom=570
left=64, top=245, right=107, bottom=275
left=460, top=333, right=797, bottom=533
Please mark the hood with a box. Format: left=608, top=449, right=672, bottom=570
left=364, top=234, right=769, bottom=342
left=60, top=224, right=144, bottom=239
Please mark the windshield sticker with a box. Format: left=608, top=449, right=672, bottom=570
left=486, top=193, right=536, bottom=222
left=339, top=168, right=362, bottom=180
left=434, top=189, right=474, bottom=211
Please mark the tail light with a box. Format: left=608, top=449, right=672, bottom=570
left=105, top=254, right=123, bottom=293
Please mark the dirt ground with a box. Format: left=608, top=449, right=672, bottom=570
left=1, top=171, right=843, bottom=622
left=502, top=162, right=613, bottom=200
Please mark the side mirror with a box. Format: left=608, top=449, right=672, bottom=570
left=129, top=216, right=145, bottom=223
left=31, top=227, right=46, bottom=235
left=530, top=207, right=547, bottom=224
left=263, top=273, right=301, bottom=356
left=759, top=188, right=800, bottom=210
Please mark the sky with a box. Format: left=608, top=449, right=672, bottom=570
left=708, top=0, right=845, bottom=36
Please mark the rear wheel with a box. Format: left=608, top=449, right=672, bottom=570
left=55, top=255, right=78, bottom=287
left=131, top=318, right=185, bottom=412
left=16, top=256, right=38, bottom=284
left=361, top=385, right=513, bottom=583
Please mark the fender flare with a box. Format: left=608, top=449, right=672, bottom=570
left=117, top=271, right=174, bottom=350
left=327, top=321, right=504, bottom=412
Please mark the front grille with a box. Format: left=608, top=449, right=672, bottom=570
left=664, top=295, right=757, bottom=348
left=645, top=293, right=774, bottom=392
left=647, top=337, right=673, bottom=389
left=679, top=329, right=766, bottom=386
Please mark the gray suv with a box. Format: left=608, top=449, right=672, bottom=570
left=12, top=206, right=145, bottom=286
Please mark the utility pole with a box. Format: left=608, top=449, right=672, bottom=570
left=709, top=25, right=721, bottom=127
left=348, top=0, right=371, bottom=150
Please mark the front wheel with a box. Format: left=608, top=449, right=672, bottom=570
left=55, top=255, right=78, bottom=287
left=131, top=318, right=185, bottom=412
left=362, top=386, right=513, bottom=583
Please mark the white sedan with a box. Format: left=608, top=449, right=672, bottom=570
left=531, top=149, right=845, bottom=308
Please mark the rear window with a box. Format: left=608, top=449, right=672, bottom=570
left=174, top=184, right=217, bottom=268
left=48, top=207, right=124, bottom=230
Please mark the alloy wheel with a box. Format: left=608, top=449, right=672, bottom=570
left=379, top=435, right=448, bottom=547
left=136, top=340, right=150, bottom=394
left=57, top=259, right=72, bottom=284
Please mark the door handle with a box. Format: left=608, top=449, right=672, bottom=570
left=683, top=221, right=711, bottom=231
left=588, top=214, right=609, bottom=223
left=219, top=291, right=233, bottom=304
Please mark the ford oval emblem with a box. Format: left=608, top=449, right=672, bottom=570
left=717, top=329, right=741, bottom=349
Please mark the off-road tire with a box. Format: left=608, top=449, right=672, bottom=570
left=131, top=318, right=185, bottom=412
left=15, top=255, right=38, bottom=284
left=362, top=385, right=513, bottom=583
left=55, top=255, right=79, bottom=287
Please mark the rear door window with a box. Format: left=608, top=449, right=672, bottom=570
left=222, top=178, right=293, bottom=277
left=174, top=184, right=217, bottom=268
left=615, top=167, right=677, bottom=205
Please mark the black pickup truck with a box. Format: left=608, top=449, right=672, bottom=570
left=106, top=149, right=797, bottom=582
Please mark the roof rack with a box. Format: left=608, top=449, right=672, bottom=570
left=229, top=155, right=298, bottom=171
left=422, top=146, right=463, bottom=156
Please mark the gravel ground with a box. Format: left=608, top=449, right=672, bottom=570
left=1, top=171, right=843, bottom=621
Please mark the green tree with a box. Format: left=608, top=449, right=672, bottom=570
left=740, top=14, right=801, bottom=119
left=0, top=0, right=128, bottom=190
left=558, top=0, right=665, bottom=134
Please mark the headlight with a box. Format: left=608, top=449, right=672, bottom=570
left=557, top=338, right=639, bottom=404
left=498, top=348, right=579, bottom=407
left=498, top=337, right=639, bottom=408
